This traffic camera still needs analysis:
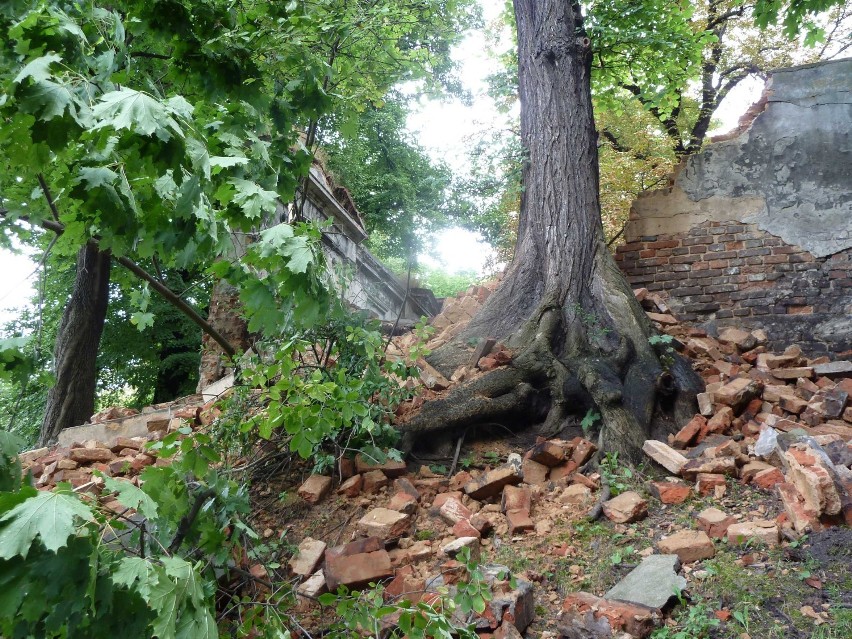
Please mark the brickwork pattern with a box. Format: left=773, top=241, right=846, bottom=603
left=614, top=221, right=852, bottom=355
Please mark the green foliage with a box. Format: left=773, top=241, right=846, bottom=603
left=322, top=95, right=457, bottom=259
left=0, top=431, right=25, bottom=492
left=235, top=306, right=429, bottom=471
left=752, top=0, right=846, bottom=37
left=650, top=601, right=720, bottom=639
left=581, top=408, right=601, bottom=437
left=0, top=337, right=35, bottom=385
left=0, top=428, right=285, bottom=638
left=600, top=452, right=635, bottom=496
left=649, top=334, right=676, bottom=371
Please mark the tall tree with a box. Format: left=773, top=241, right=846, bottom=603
left=39, top=245, right=110, bottom=443
left=400, top=0, right=703, bottom=462
left=400, top=0, right=847, bottom=460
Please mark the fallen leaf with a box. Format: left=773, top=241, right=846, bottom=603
left=804, top=577, right=822, bottom=589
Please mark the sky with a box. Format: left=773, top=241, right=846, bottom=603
left=0, top=1, right=768, bottom=322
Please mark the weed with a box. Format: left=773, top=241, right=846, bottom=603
left=580, top=408, right=601, bottom=437
left=609, top=545, right=636, bottom=566
left=414, top=529, right=436, bottom=541
left=732, top=602, right=752, bottom=634
left=430, top=464, right=448, bottom=475
left=482, top=451, right=501, bottom=465
left=649, top=334, right=676, bottom=371
left=459, top=454, right=476, bottom=470
left=600, top=451, right=635, bottom=496
left=651, top=601, right=720, bottom=639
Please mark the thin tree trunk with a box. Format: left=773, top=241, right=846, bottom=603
left=39, top=245, right=111, bottom=445
left=398, top=0, right=702, bottom=462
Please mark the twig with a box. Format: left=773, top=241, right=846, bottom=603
left=169, top=488, right=216, bottom=553
left=448, top=432, right=465, bottom=477
left=585, top=471, right=611, bottom=522
left=37, top=174, right=60, bottom=222
left=383, top=258, right=413, bottom=352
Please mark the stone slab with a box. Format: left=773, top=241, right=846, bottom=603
left=605, top=555, right=686, bottom=609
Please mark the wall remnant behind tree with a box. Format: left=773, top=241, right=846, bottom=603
left=196, top=164, right=439, bottom=391
left=615, top=59, right=852, bottom=356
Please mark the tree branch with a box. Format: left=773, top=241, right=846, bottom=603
left=3, top=213, right=238, bottom=357
left=169, top=488, right=216, bottom=553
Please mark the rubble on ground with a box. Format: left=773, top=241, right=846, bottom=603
left=11, top=281, right=852, bottom=639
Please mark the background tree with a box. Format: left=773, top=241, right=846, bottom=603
left=320, top=94, right=455, bottom=260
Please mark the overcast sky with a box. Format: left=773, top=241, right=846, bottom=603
left=0, top=1, right=766, bottom=321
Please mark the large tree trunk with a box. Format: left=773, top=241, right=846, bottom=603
left=399, top=0, right=702, bottom=462
left=40, top=245, right=111, bottom=445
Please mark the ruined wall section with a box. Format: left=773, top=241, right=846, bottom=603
left=615, top=59, right=852, bottom=355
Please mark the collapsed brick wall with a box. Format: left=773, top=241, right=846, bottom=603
left=615, top=59, right=852, bottom=356
left=615, top=221, right=852, bottom=355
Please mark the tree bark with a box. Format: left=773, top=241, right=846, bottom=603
left=398, top=0, right=702, bottom=462
left=40, top=245, right=112, bottom=445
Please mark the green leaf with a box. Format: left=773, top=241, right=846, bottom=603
left=77, top=166, right=119, bottom=190
left=229, top=178, right=279, bottom=219
left=13, top=53, right=62, bottom=84
left=130, top=311, right=155, bottom=330
left=111, top=556, right=160, bottom=600
left=102, top=476, right=159, bottom=519
left=0, top=489, right=94, bottom=558
left=92, top=88, right=183, bottom=140
left=17, top=79, right=77, bottom=121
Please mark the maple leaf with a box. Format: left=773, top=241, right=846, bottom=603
left=13, top=53, right=63, bottom=84
left=92, top=88, right=184, bottom=140
left=229, top=178, right=279, bottom=219
left=0, top=490, right=94, bottom=558
left=102, top=476, right=159, bottom=518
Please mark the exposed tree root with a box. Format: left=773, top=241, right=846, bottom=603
left=398, top=288, right=702, bottom=463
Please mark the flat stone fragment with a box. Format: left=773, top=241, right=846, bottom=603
left=69, top=448, right=114, bottom=464
left=289, top=537, right=327, bottom=576
left=297, top=570, right=327, bottom=598
left=657, top=530, right=715, bottom=563
left=602, top=491, right=648, bottom=524
left=522, top=458, right=549, bottom=485
left=560, top=484, right=593, bottom=505
left=642, top=440, right=688, bottom=475
left=297, top=474, right=332, bottom=504
left=337, top=474, right=362, bottom=497
left=680, top=457, right=737, bottom=480
left=648, top=480, right=691, bottom=504
left=357, top=508, right=412, bottom=539
left=464, top=466, right=522, bottom=500
left=605, top=555, right=686, bottom=609
left=441, top=536, right=480, bottom=562
left=696, top=507, right=737, bottom=539
left=480, top=565, right=536, bottom=633
left=713, top=378, right=763, bottom=412
left=528, top=441, right=566, bottom=467
left=718, top=327, right=756, bottom=352
left=771, top=367, right=814, bottom=380
left=439, top=497, right=472, bottom=525
left=355, top=453, right=407, bottom=478
left=813, top=361, right=852, bottom=378
left=506, top=509, right=534, bottom=533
